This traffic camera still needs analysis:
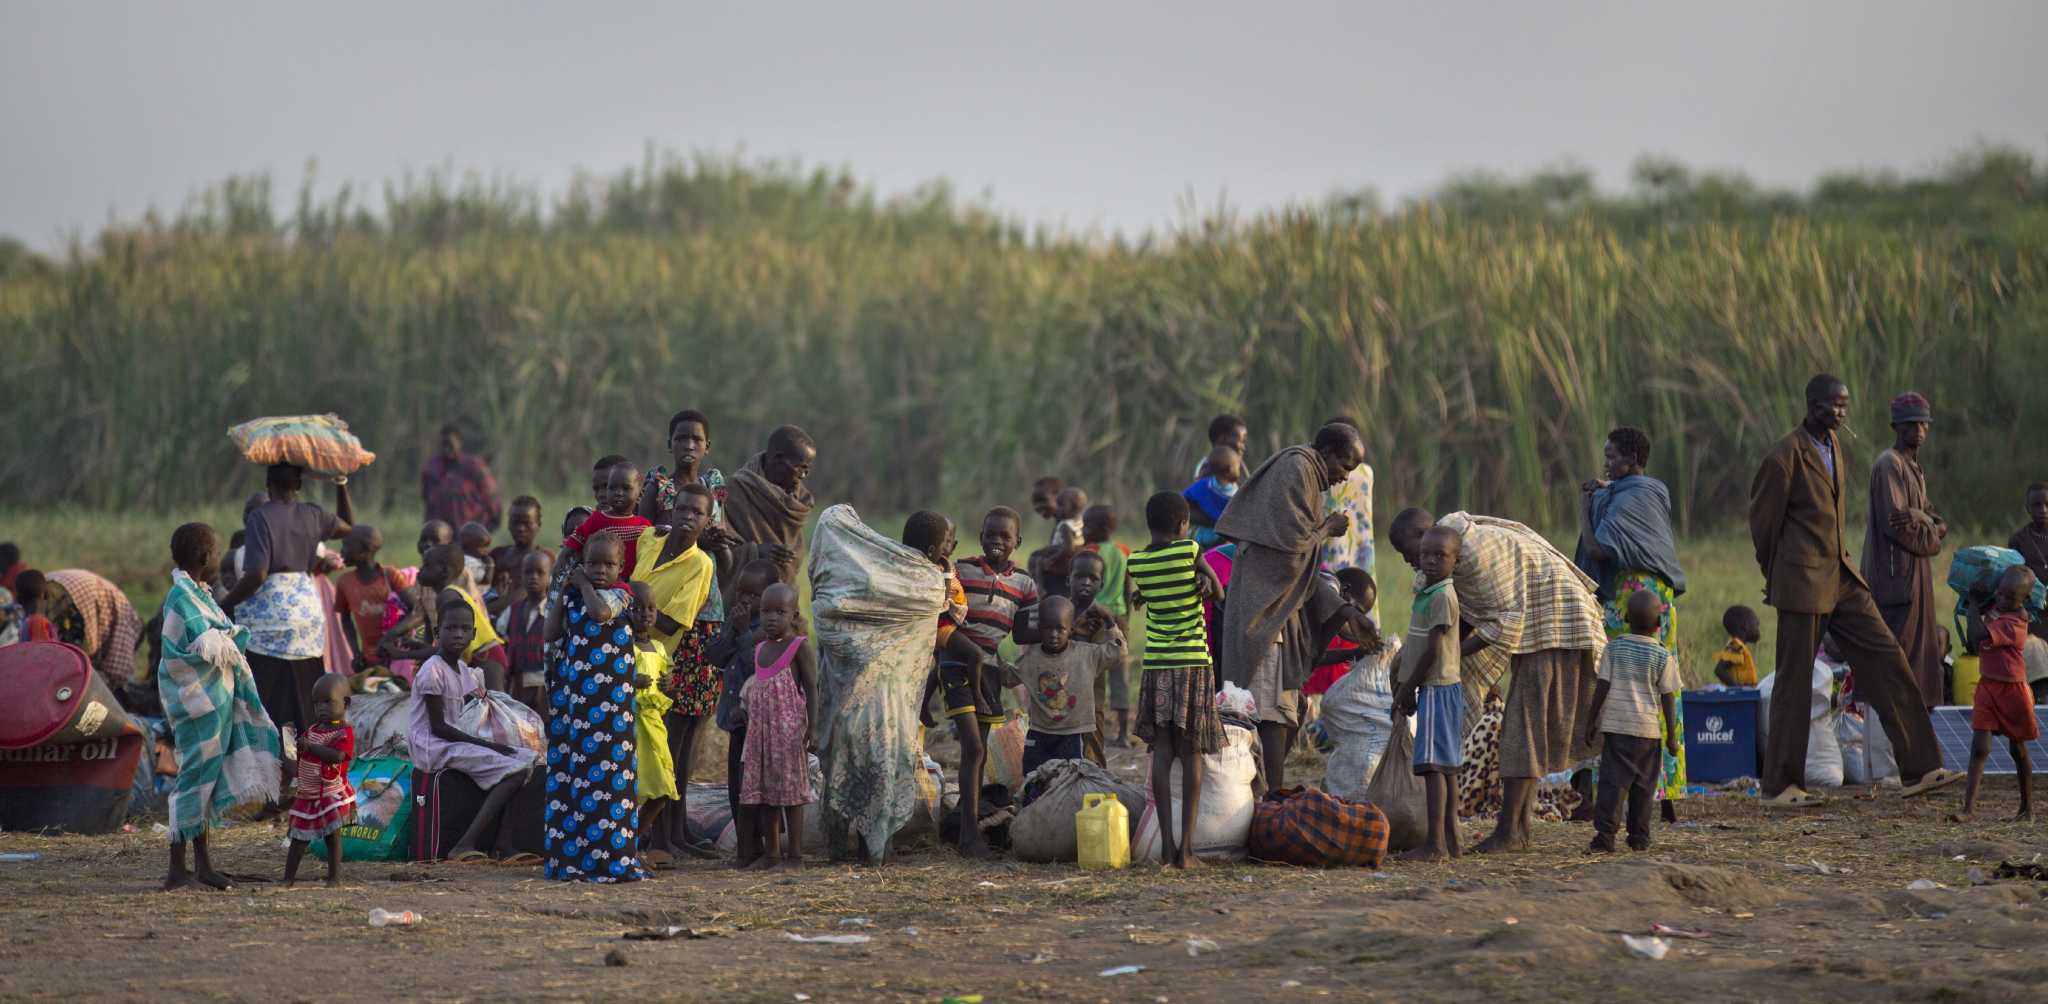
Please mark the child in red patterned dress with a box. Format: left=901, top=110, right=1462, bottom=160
left=285, top=674, right=356, bottom=887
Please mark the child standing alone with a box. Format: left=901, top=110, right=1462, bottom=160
left=1392, top=527, right=1464, bottom=862
left=1583, top=589, right=1683, bottom=853
left=1712, top=605, right=1763, bottom=687
left=1128, top=492, right=1226, bottom=869
left=284, top=674, right=355, bottom=887
left=1954, top=566, right=2038, bottom=822
left=740, top=583, right=815, bottom=869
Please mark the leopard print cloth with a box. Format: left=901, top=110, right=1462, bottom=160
left=1457, top=690, right=1582, bottom=821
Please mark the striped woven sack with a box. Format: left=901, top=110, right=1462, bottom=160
left=227, top=414, right=376, bottom=476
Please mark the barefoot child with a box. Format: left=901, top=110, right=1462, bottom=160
left=1712, top=605, right=1763, bottom=687
left=1955, top=566, right=2039, bottom=822
left=158, top=523, right=283, bottom=891
left=1583, top=589, right=1683, bottom=852
left=908, top=511, right=994, bottom=858
left=1005, top=595, right=1124, bottom=776
left=1392, top=526, right=1465, bottom=862
left=409, top=596, right=537, bottom=863
left=541, top=533, right=643, bottom=881
left=712, top=560, right=779, bottom=868
left=950, top=508, right=1040, bottom=850
left=1128, top=492, right=1226, bottom=869
left=638, top=485, right=723, bottom=859
left=627, top=581, right=681, bottom=865
left=741, top=583, right=816, bottom=869
left=285, top=675, right=356, bottom=887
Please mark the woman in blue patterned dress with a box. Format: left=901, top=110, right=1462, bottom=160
left=541, top=535, right=644, bottom=883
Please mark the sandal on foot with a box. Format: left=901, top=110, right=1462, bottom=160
left=445, top=850, right=490, bottom=865
left=1901, top=769, right=1964, bottom=798
left=498, top=853, right=542, bottom=867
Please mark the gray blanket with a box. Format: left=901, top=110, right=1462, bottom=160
left=1575, top=474, right=1686, bottom=600
left=1214, top=446, right=1336, bottom=689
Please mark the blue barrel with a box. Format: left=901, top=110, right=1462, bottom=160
left=1682, top=688, right=1760, bottom=783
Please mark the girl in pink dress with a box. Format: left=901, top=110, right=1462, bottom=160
left=739, top=583, right=815, bottom=869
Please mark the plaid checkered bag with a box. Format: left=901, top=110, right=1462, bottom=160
left=1248, top=786, right=1390, bottom=869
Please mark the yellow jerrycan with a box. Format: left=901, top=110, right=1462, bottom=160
left=1952, top=654, right=1981, bottom=707
left=1075, top=792, right=1129, bottom=870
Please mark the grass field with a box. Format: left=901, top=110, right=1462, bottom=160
left=0, top=495, right=1998, bottom=690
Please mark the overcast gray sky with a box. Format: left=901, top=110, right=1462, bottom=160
left=3, top=0, right=2043, bottom=249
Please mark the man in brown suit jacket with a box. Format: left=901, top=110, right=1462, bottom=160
left=1748, top=374, right=1961, bottom=804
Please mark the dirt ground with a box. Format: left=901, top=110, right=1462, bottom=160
left=5, top=754, right=2048, bottom=1004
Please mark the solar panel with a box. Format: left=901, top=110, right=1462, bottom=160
left=1929, top=705, right=2048, bottom=775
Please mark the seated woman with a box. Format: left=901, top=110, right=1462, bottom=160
left=407, top=594, right=539, bottom=863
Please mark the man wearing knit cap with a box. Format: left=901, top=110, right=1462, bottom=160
left=1749, top=375, right=1961, bottom=805
left=1865, top=391, right=1948, bottom=709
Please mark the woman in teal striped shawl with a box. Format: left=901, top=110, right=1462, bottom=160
left=159, top=523, right=282, bottom=891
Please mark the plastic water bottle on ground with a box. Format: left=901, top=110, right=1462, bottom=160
left=369, top=908, right=420, bottom=927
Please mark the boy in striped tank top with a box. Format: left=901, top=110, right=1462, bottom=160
left=1128, top=492, right=1226, bottom=869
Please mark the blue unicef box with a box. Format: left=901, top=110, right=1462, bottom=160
left=1682, top=688, right=1760, bottom=783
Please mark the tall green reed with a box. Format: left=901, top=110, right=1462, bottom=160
left=3, top=152, right=2043, bottom=535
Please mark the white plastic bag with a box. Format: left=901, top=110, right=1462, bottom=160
left=1318, top=640, right=1400, bottom=801
left=1133, top=724, right=1262, bottom=863
left=1759, top=660, right=1842, bottom=788
left=457, top=691, right=547, bottom=757
left=1838, top=702, right=1899, bottom=786
left=1216, top=681, right=1258, bottom=721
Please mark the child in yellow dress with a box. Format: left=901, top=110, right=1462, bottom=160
left=628, top=581, right=680, bottom=865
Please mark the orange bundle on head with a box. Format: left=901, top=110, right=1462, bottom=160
left=227, top=414, right=376, bottom=477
